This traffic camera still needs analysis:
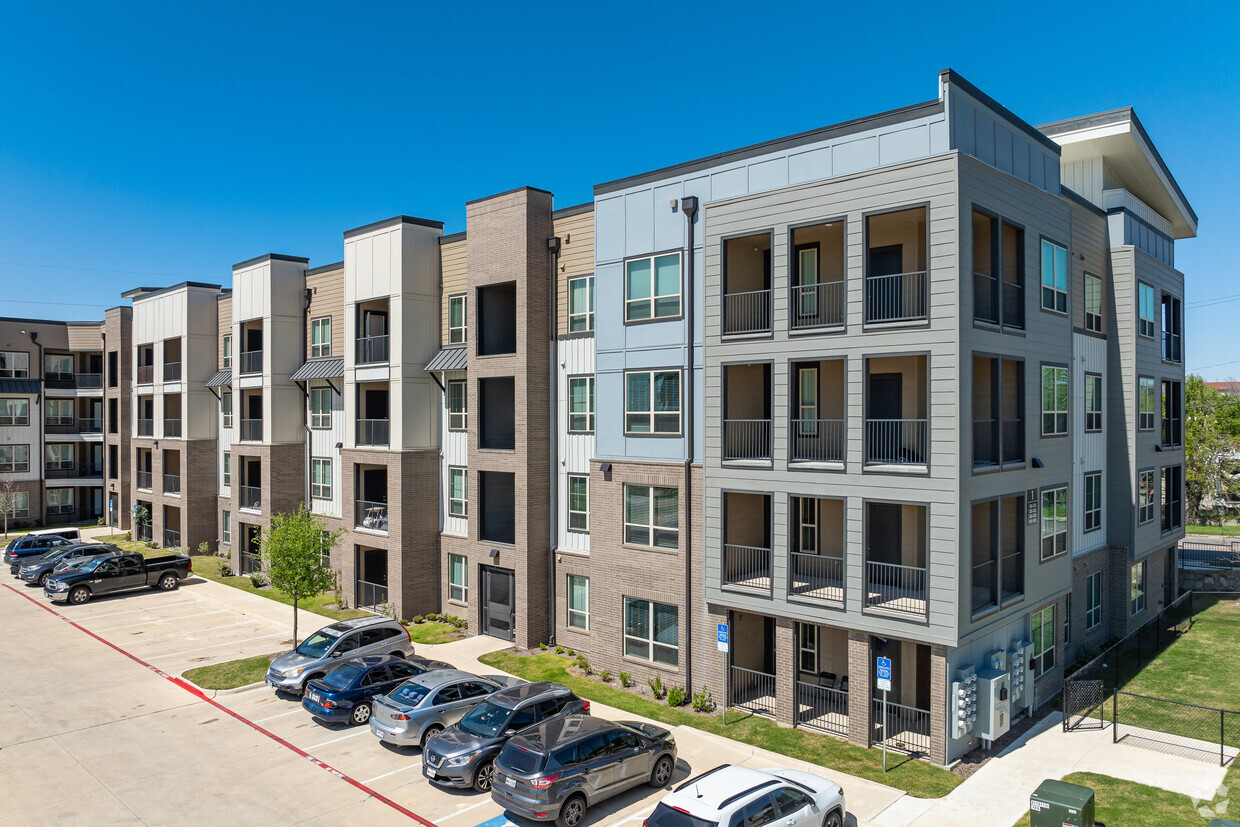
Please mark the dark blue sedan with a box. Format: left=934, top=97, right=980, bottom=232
left=302, top=655, right=451, bottom=725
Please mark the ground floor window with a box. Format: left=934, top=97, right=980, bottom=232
left=2, top=491, right=30, bottom=519
left=798, top=624, right=817, bottom=673
left=1031, top=605, right=1055, bottom=677
left=624, top=597, right=678, bottom=666
left=567, top=474, right=589, bottom=533
left=624, top=485, right=678, bottom=548
left=1130, top=560, right=1147, bottom=616
left=448, top=554, right=467, bottom=603
left=448, top=468, right=467, bottom=518
left=1086, top=571, right=1102, bottom=630
left=567, top=575, right=589, bottom=630
left=318, top=530, right=331, bottom=569
left=310, top=458, right=331, bottom=499
left=222, top=510, right=231, bottom=543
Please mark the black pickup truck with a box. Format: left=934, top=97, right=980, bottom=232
left=44, top=552, right=193, bottom=605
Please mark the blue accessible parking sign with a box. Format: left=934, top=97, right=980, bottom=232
left=876, top=656, right=892, bottom=692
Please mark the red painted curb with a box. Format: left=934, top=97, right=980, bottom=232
left=3, top=584, right=438, bottom=826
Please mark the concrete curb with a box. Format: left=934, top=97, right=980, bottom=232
left=179, top=678, right=267, bottom=699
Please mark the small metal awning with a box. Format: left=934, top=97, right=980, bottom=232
left=0, top=379, right=41, bottom=394
left=424, top=346, right=467, bottom=373
left=205, top=370, right=232, bottom=388
left=290, top=357, right=345, bottom=382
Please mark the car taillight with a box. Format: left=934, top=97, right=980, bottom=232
left=580, top=700, right=590, bottom=712
left=321, top=699, right=337, bottom=708
left=405, top=625, right=412, bottom=644
left=530, top=775, right=559, bottom=790
left=392, top=713, right=410, bottom=721
left=188, top=560, right=193, bottom=572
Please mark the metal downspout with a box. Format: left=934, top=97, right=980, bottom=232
left=547, top=235, right=562, bottom=646
left=680, top=196, right=698, bottom=695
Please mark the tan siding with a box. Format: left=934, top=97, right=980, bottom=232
left=440, top=238, right=467, bottom=346
left=306, top=267, right=344, bottom=357
left=216, top=296, right=232, bottom=368
left=554, top=209, right=595, bottom=336
left=66, top=324, right=103, bottom=351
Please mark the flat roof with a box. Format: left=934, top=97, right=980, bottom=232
left=232, top=253, right=310, bottom=271
left=343, top=215, right=445, bottom=239
left=122, top=281, right=222, bottom=301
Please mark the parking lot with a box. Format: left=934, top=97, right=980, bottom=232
left=1, top=574, right=893, bottom=826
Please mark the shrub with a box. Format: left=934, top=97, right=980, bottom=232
left=145, top=541, right=158, bottom=549
left=197, top=541, right=210, bottom=555
left=412, top=615, right=423, bottom=624
left=555, top=646, right=564, bottom=655
left=218, top=563, right=233, bottom=578
left=599, top=670, right=612, bottom=683
left=576, top=655, right=591, bottom=674
left=691, top=685, right=715, bottom=713
left=619, top=671, right=633, bottom=688
left=648, top=675, right=665, bottom=699
left=566, top=648, right=575, bottom=657
left=121, top=532, right=132, bottom=542
left=667, top=685, right=687, bottom=707
left=539, top=643, right=548, bottom=650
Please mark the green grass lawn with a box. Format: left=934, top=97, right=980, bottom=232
left=406, top=621, right=462, bottom=645
left=1010, top=769, right=1240, bottom=826
left=184, top=555, right=369, bottom=622
left=479, top=651, right=960, bottom=799
left=1186, top=523, right=1240, bottom=537
left=183, top=652, right=278, bottom=690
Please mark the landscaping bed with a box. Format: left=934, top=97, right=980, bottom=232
left=183, top=652, right=278, bottom=690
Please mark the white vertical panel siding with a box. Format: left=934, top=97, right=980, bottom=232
left=441, top=370, right=467, bottom=537
left=558, top=338, right=594, bottom=553
left=1073, top=332, right=1107, bottom=556
left=218, top=402, right=232, bottom=497
left=308, top=380, right=343, bottom=518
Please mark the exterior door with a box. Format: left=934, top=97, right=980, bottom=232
left=481, top=566, right=516, bottom=641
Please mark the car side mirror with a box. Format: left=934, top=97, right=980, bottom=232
left=503, top=729, right=517, bottom=737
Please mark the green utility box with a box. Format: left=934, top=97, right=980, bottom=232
left=1029, top=779, right=1095, bottom=827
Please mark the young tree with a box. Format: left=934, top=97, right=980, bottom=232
left=1185, top=375, right=1240, bottom=521
left=259, top=505, right=341, bottom=646
left=0, top=473, right=18, bottom=538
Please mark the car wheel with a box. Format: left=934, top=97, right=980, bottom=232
left=351, top=702, right=373, bottom=725
left=472, top=760, right=495, bottom=792
left=649, top=755, right=674, bottom=787
left=421, top=724, right=443, bottom=748
left=38, top=572, right=50, bottom=588
left=823, top=809, right=843, bottom=827
left=159, top=573, right=178, bottom=591
left=69, top=586, right=91, bottom=605
left=557, top=794, right=587, bottom=827
left=389, top=651, right=404, bottom=660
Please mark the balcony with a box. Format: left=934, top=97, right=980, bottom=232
left=864, top=502, right=928, bottom=618
left=972, top=419, right=1024, bottom=468
left=163, top=418, right=182, bottom=438
left=790, top=282, right=845, bottom=330
left=356, top=500, right=389, bottom=531
left=74, top=373, right=103, bottom=389
left=79, top=417, right=103, bottom=434
left=972, top=210, right=1025, bottom=329
left=356, top=579, right=388, bottom=611
left=796, top=678, right=849, bottom=738
left=723, top=363, right=770, bottom=463
left=239, top=485, right=261, bottom=511
left=239, top=419, right=262, bottom=442
left=47, top=503, right=76, bottom=518
left=972, top=356, right=1025, bottom=469
left=136, top=471, right=152, bottom=490
left=163, top=528, right=181, bottom=549
left=136, top=524, right=151, bottom=542
left=163, top=474, right=180, bottom=495
left=721, top=544, right=772, bottom=593
left=864, top=207, right=927, bottom=324
left=865, top=560, right=928, bottom=616
left=356, top=335, right=389, bottom=365
left=722, top=290, right=771, bottom=335
left=722, top=232, right=772, bottom=336
left=137, top=418, right=154, bottom=437
left=864, top=355, right=928, bottom=468
left=239, top=350, right=263, bottom=375
left=789, top=552, right=845, bottom=604
left=790, top=419, right=845, bottom=463
left=136, top=365, right=154, bottom=385
left=723, top=420, right=771, bottom=462
left=865, top=419, right=927, bottom=465
left=790, top=220, right=846, bottom=331
left=357, top=419, right=390, bottom=447
left=865, top=271, right=927, bottom=323
left=163, top=362, right=181, bottom=382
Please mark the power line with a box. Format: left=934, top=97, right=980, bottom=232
left=4, top=298, right=112, bottom=309
left=1189, top=359, right=1240, bottom=372
left=0, top=260, right=197, bottom=279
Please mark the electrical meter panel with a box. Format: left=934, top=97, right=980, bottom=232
left=976, top=666, right=1012, bottom=741
left=951, top=664, right=978, bottom=739
left=1009, top=639, right=1033, bottom=707
left=986, top=649, right=1007, bottom=671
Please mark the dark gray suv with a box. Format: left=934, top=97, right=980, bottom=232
left=492, top=715, right=677, bottom=827
left=422, top=681, right=589, bottom=792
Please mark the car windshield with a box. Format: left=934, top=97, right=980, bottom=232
left=322, top=663, right=366, bottom=690
left=77, top=556, right=108, bottom=573
left=295, top=630, right=341, bottom=658
left=388, top=681, right=431, bottom=706
left=499, top=741, right=546, bottom=775
left=647, top=804, right=718, bottom=827
left=458, top=702, right=513, bottom=738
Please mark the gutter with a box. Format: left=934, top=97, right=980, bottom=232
left=547, top=235, right=562, bottom=645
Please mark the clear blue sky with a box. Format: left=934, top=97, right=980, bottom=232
left=1, top=2, right=1236, bottom=376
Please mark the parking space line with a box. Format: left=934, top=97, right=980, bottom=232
left=363, top=761, right=422, bottom=784
left=471, top=815, right=513, bottom=827
left=439, top=800, right=494, bottom=821
left=308, top=729, right=372, bottom=750
left=72, top=602, right=202, bottom=621
left=110, top=620, right=260, bottom=644
left=2, top=583, right=439, bottom=826
left=95, top=609, right=229, bottom=631
left=254, top=708, right=304, bottom=723
left=605, top=808, right=655, bottom=827
left=145, top=632, right=286, bottom=659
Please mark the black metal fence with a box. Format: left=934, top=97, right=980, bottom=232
left=1179, top=540, right=1240, bottom=570
left=1113, top=691, right=1240, bottom=766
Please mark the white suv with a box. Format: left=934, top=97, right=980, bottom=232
left=646, top=765, right=845, bottom=827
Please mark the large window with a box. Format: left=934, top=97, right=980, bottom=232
left=222, top=334, right=233, bottom=368
left=448, top=467, right=467, bottom=517
left=45, top=399, right=74, bottom=425
left=1086, top=571, right=1102, bottom=631
left=1138, top=283, right=1156, bottom=338
left=623, top=597, right=678, bottom=666
left=310, top=458, right=332, bottom=500
left=567, top=575, right=589, bottom=630
left=448, top=380, right=467, bottom=431
left=1, top=491, right=29, bottom=519
left=568, top=377, right=594, bottom=433
left=0, top=444, right=29, bottom=473
left=1138, top=376, right=1157, bottom=431
left=1031, top=605, right=1055, bottom=677
left=1162, top=380, right=1183, bottom=447
left=222, top=452, right=231, bottom=487
left=448, top=553, right=467, bottom=603
left=1138, top=468, right=1157, bottom=524
left=1130, top=560, right=1147, bottom=616
left=222, top=391, right=233, bottom=428
left=568, top=276, right=594, bottom=332
left=1162, top=465, right=1183, bottom=532
left=1040, top=486, right=1068, bottom=560
left=625, top=253, right=681, bottom=321
left=0, top=351, right=29, bottom=378
left=318, top=530, right=332, bottom=569
left=310, top=388, right=332, bottom=429
left=46, top=487, right=73, bottom=513
left=625, top=370, right=680, bottom=434
left=46, top=443, right=74, bottom=471
left=567, top=474, right=589, bottom=532
left=971, top=496, right=1025, bottom=614
left=970, top=209, right=1025, bottom=330
left=799, top=624, right=818, bottom=673
left=1085, top=373, right=1102, bottom=433
left=448, top=295, right=466, bottom=344
left=1084, top=274, right=1103, bottom=333
left=1162, top=294, right=1182, bottom=363
left=222, top=510, right=231, bottom=544
left=45, top=353, right=73, bottom=379
left=1041, top=366, right=1068, bottom=436
left=1040, top=239, right=1067, bottom=313
left=0, top=398, right=29, bottom=426
left=624, top=485, right=678, bottom=549
left=310, top=317, right=332, bottom=358
left=1084, top=472, right=1102, bottom=533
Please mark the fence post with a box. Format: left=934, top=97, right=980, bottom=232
left=1113, top=690, right=1118, bottom=743
left=1222, top=710, right=1226, bottom=768
left=1137, top=627, right=1143, bottom=672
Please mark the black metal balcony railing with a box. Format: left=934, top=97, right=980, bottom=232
left=356, top=335, right=390, bottom=365
left=722, top=419, right=771, bottom=461
left=722, top=289, right=772, bottom=335
left=1002, top=282, right=1025, bottom=329
left=872, top=698, right=932, bottom=756
left=137, top=418, right=154, bottom=436
left=163, top=474, right=180, bottom=494
left=865, top=418, right=928, bottom=465
left=239, top=486, right=261, bottom=510
left=163, top=362, right=181, bottom=382
left=45, top=371, right=75, bottom=384
left=975, top=419, right=1025, bottom=467
left=75, top=373, right=103, bottom=389
left=789, top=552, right=845, bottom=604
left=136, top=365, right=154, bottom=384
left=973, top=272, right=999, bottom=324
left=729, top=666, right=776, bottom=718
left=865, top=270, right=927, bottom=323
left=356, top=500, right=388, bottom=531
left=796, top=681, right=849, bottom=737
left=721, top=544, right=772, bottom=593
left=47, top=503, right=76, bottom=517
left=163, top=418, right=182, bottom=438
left=790, top=419, right=845, bottom=463
left=136, top=524, right=152, bottom=542
left=239, top=350, right=263, bottom=375
left=357, top=419, right=390, bottom=446
left=790, top=282, right=846, bottom=329
left=1163, top=330, right=1182, bottom=363
left=46, top=415, right=75, bottom=426
left=78, top=417, right=102, bottom=434
left=136, top=471, right=152, bottom=490
left=356, top=579, right=389, bottom=611
left=865, top=560, right=928, bottom=617
left=240, top=419, right=262, bottom=441
left=239, top=549, right=261, bottom=575
left=163, top=528, right=181, bottom=550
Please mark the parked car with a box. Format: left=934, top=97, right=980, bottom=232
left=492, top=715, right=677, bottom=827
left=265, top=616, right=413, bottom=695
left=4, top=533, right=75, bottom=565
left=43, top=552, right=192, bottom=605
left=423, top=681, right=589, bottom=792
left=302, top=655, right=452, bottom=725
left=646, top=765, right=846, bottom=827
left=370, top=669, right=526, bottom=748
left=17, top=543, right=122, bottom=586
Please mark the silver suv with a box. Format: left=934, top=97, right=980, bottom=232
left=265, top=616, right=412, bottom=694
left=648, top=765, right=846, bottom=827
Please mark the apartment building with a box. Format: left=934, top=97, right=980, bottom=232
left=103, top=306, right=133, bottom=529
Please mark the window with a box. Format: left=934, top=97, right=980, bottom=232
left=45, top=353, right=73, bottom=379
left=46, top=487, right=73, bottom=513
left=45, top=399, right=74, bottom=426
left=448, top=467, right=467, bottom=517
left=1041, top=366, right=1068, bottom=435
left=310, top=387, right=332, bottom=429
left=0, top=398, right=29, bottom=426
left=0, top=351, right=29, bottom=378
left=1138, top=468, right=1157, bottom=524
left=448, top=294, right=466, bottom=344
left=567, top=575, right=589, bottom=630
left=625, top=370, right=680, bottom=434
left=568, top=377, right=594, bottom=433
left=1064, top=598, right=1071, bottom=646
left=1138, top=283, right=1156, bottom=338
left=797, top=497, right=818, bottom=553
left=568, top=276, right=594, bottom=332
left=447, top=380, right=466, bottom=431
left=222, top=510, right=231, bottom=543
left=1086, top=571, right=1102, bottom=630
left=1040, top=486, right=1068, bottom=560
left=46, top=443, right=74, bottom=471
left=1040, top=239, right=1067, bottom=313
left=971, top=495, right=1026, bottom=614
left=1138, top=377, right=1156, bottom=431
left=310, top=317, right=332, bottom=358
left=625, top=252, right=681, bottom=321
left=1162, top=465, right=1183, bottom=532
left=624, top=485, right=678, bottom=549
left=1085, top=373, right=1103, bottom=433
left=222, top=334, right=233, bottom=368
left=310, top=459, right=332, bottom=499
left=798, top=367, right=818, bottom=431
left=318, top=530, right=332, bottom=569
left=1130, top=560, right=1147, bottom=616
left=222, top=452, right=231, bottom=487
left=567, top=474, right=589, bottom=532
left=1084, top=274, right=1103, bottom=332
left=623, top=597, right=678, bottom=666
left=222, top=392, right=233, bottom=428
left=1161, top=380, right=1183, bottom=447
left=1, top=491, right=29, bottom=519
left=1162, top=294, right=1182, bottom=362
left=448, top=553, right=467, bottom=602
left=799, top=624, right=818, bottom=673
left=1084, top=472, right=1102, bottom=533
left=1031, top=605, right=1055, bottom=677
left=0, top=444, right=29, bottom=473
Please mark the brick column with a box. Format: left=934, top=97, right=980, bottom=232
left=774, top=617, right=796, bottom=726
left=929, top=644, right=948, bottom=765
left=847, top=631, right=871, bottom=747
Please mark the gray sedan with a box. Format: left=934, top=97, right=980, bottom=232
left=370, top=670, right=524, bottom=748
left=18, top=544, right=121, bottom=587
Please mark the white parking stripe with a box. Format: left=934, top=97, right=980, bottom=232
left=363, top=761, right=421, bottom=784
left=254, top=708, right=303, bottom=723
left=144, top=632, right=286, bottom=659
left=439, top=800, right=495, bottom=821
left=307, top=729, right=371, bottom=750
left=112, top=620, right=257, bottom=644
left=74, top=602, right=201, bottom=621
left=605, top=809, right=655, bottom=827
left=96, top=610, right=229, bottom=631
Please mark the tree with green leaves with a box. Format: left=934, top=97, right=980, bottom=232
left=259, top=505, right=341, bottom=645
left=1185, top=375, right=1240, bottom=521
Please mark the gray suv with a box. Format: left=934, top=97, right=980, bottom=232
left=423, top=681, right=589, bottom=792
left=370, top=669, right=525, bottom=748
left=265, top=616, right=412, bottom=694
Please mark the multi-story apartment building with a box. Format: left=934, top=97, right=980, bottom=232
left=103, top=306, right=133, bottom=529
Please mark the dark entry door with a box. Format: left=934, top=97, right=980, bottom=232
left=868, top=374, right=902, bottom=420
left=481, top=566, right=516, bottom=641
left=867, top=502, right=903, bottom=566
